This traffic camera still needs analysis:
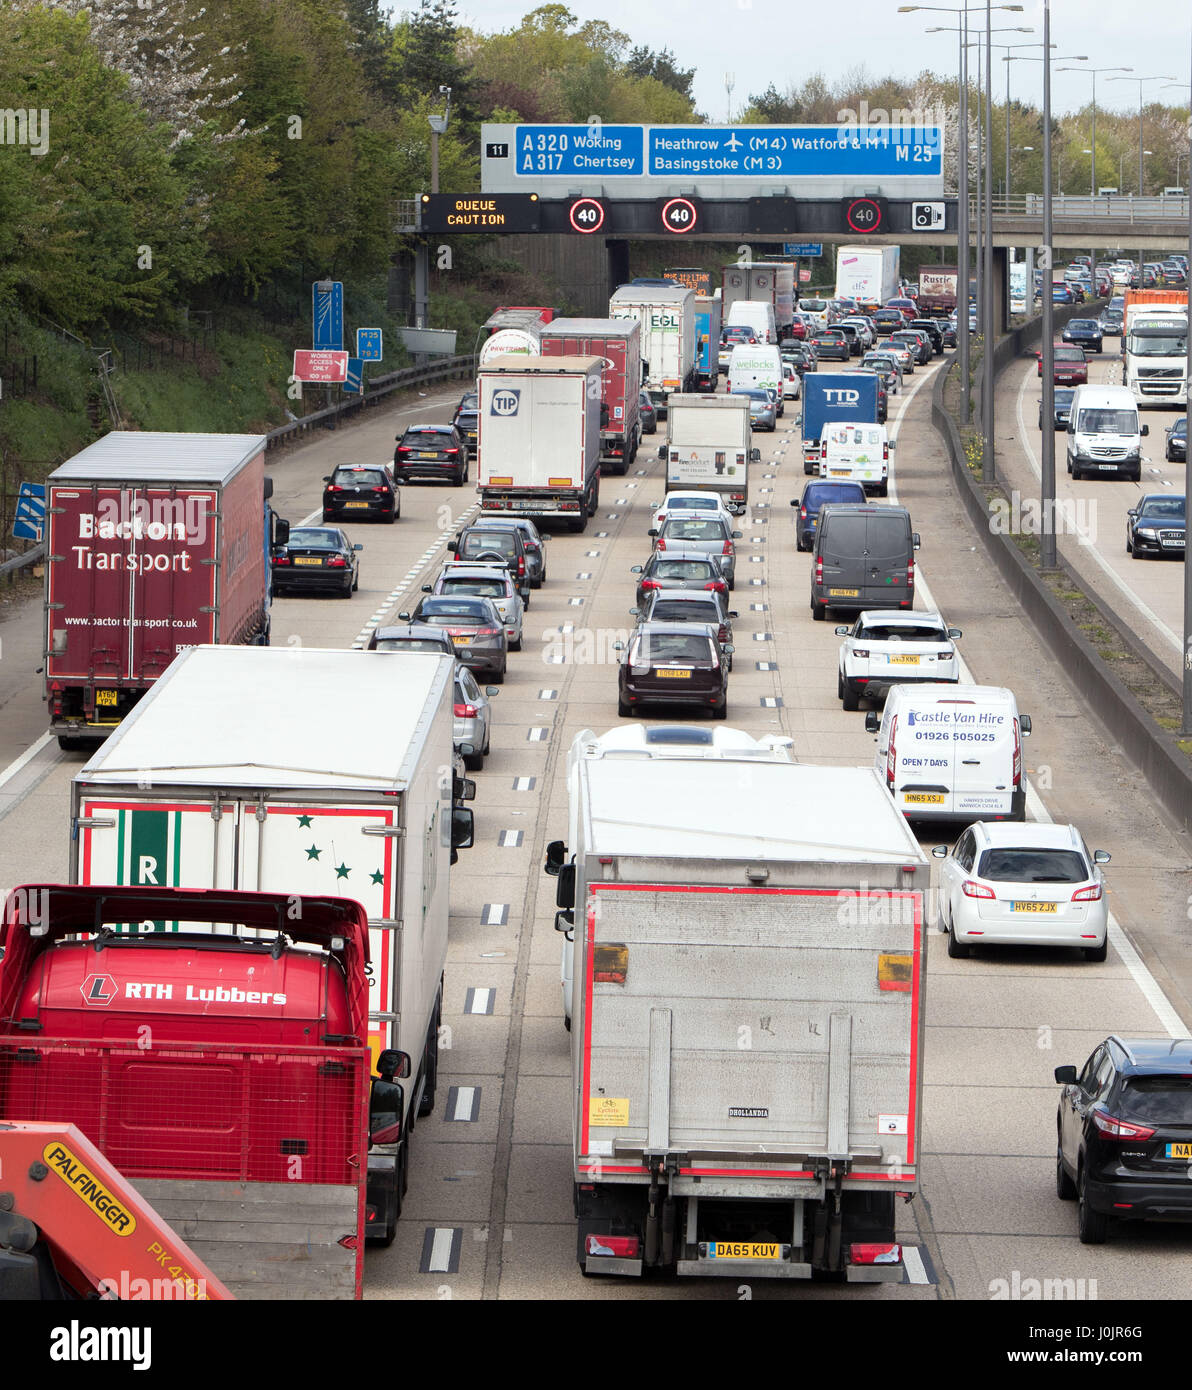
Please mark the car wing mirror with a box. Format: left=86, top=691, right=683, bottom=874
left=930, top=845, right=948, bottom=859
left=397, top=611, right=411, bottom=621
left=453, top=774, right=476, bottom=802
left=1140, top=424, right=1149, bottom=436
left=1019, top=715, right=1032, bottom=735
left=834, top=625, right=849, bottom=635
left=1054, top=1065, right=1078, bottom=1085
left=377, top=1048, right=411, bottom=1081
left=1093, top=850, right=1111, bottom=865
left=421, top=584, right=432, bottom=592
left=450, top=807, right=474, bottom=851
left=948, top=627, right=962, bottom=639
left=728, top=610, right=738, bottom=619
left=864, top=710, right=881, bottom=734
left=485, top=686, right=500, bottom=696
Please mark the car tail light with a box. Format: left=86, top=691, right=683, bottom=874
left=704, top=580, right=727, bottom=594
left=657, top=537, right=666, bottom=551
left=1012, top=720, right=1022, bottom=788
left=454, top=702, right=479, bottom=718
left=962, top=880, right=995, bottom=899
left=325, top=485, right=343, bottom=493
left=736, top=453, right=745, bottom=465
left=444, top=448, right=459, bottom=456
left=273, top=554, right=291, bottom=565
left=1091, top=1111, right=1155, bottom=1141
left=800, top=507, right=808, bottom=518
left=1072, top=883, right=1102, bottom=902
left=372, top=487, right=388, bottom=495
left=815, top=558, right=824, bottom=585
left=326, top=556, right=347, bottom=567
left=517, top=557, right=525, bottom=576
left=721, top=539, right=732, bottom=556
left=907, top=557, right=914, bottom=588
left=397, top=446, right=412, bottom=454
left=640, top=580, right=660, bottom=591
left=820, top=441, right=828, bottom=459
left=852, top=648, right=869, bottom=658
left=476, top=627, right=501, bottom=637
left=585, top=1235, right=640, bottom=1258
left=883, top=442, right=889, bottom=463
left=850, top=1243, right=902, bottom=1266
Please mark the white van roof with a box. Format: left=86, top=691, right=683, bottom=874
left=1068, top=384, right=1138, bottom=410
left=885, top=682, right=1019, bottom=709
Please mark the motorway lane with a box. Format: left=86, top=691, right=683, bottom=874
left=3, top=361, right=1192, bottom=1300
left=996, top=342, right=1187, bottom=676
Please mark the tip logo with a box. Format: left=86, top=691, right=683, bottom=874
left=491, top=388, right=521, bottom=417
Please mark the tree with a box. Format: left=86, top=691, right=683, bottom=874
left=395, top=0, right=473, bottom=114
left=624, top=45, right=694, bottom=103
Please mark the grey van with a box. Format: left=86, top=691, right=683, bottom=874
left=810, top=505, right=920, bottom=621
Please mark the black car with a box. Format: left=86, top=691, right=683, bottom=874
left=1038, top=388, right=1076, bottom=431
left=1056, top=1035, right=1192, bottom=1244
left=1126, top=493, right=1185, bottom=559
left=272, top=526, right=361, bottom=598
left=1166, top=417, right=1187, bottom=461
left=448, top=524, right=531, bottom=600
left=909, top=319, right=944, bottom=354
left=394, top=424, right=468, bottom=485
left=465, top=515, right=548, bottom=587
left=452, top=392, right=479, bottom=457
left=811, top=330, right=851, bottom=362
left=1062, top=319, right=1104, bottom=354
left=632, top=588, right=738, bottom=670
left=874, top=308, right=906, bottom=336
left=322, top=464, right=399, bottom=524
left=835, top=322, right=864, bottom=356
left=615, top=621, right=731, bottom=719
left=939, top=319, right=958, bottom=349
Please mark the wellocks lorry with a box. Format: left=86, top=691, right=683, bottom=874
left=44, top=432, right=281, bottom=751
left=0, top=883, right=401, bottom=1296
left=661, top=395, right=757, bottom=514
left=609, top=284, right=696, bottom=420
left=539, top=318, right=642, bottom=474
left=802, top=372, right=881, bottom=471
left=477, top=355, right=603, bottom=529
left=545, top=731, right=928, bottom=1281
left=67, top=647, right=474, bottom=1212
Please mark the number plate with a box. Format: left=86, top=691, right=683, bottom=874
left=1166, top=1143, right=1192, bottom=1159
left=293, top=557, right=322, bottom=566
left=903, top=792, right=944, bottom=804
left=418, top=451, right=439, bottom=459
left=828, top=468, right=852, bottom=477
left=1011, top=901, right=1058, bottom=914
left=653, top=668, right=692, bottom=679
left=95, top=689, right=118, bottom=707
left=344, top=500, right=370, bottom=508
left=888, top=654, right=921, bottom=666
left=829, top=587, right=859, bottom=597
left=452, top=635, right=474, bottom=645
left=707, top=1242, right=782, bottom=1261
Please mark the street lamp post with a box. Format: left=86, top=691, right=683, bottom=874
left=1058, top=65, right=1133, bottom=200
left=1107, top=74, right=1175, bottom=197
left=416, top=86, right=453, bottom=356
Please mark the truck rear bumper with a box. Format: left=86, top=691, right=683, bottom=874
left=583, top=1254, right=643, bottom=1277
left=675, top=1257, right=814, bottom=1279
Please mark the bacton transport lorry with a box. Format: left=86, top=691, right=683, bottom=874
left=802, top=372, right=881, bottom=471
left=609, top=284, right=696, bottom=420
left=44, top=432, right=282, bottom=751
left=67, top=646, right=474, bottom=1187
left=661, top=395, right=757, bottom=514
left=539, top=318, right=642, bottom=474
left=834, top=246, right=901, bottom=312
left=0, top=882, right=408, bottom=1296
left=477, top=355, right=603, bottom=529
left=545, top=731, right=928, bottom=1281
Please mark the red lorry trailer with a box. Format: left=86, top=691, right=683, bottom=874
left=0, top=884, right=411, bottom=1298
left=44, top=432, right=275, bottom=751
left=539, top=318, right=643, bottom=475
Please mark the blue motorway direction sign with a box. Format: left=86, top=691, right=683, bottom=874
left=514, top=125, right=645, bottom=177
left=312, top=280, right=344, bottom=352
left=342, top=357, right=364, bottom=395
left=13, top=481, right=46, bottom=541
left=648, top=127, right=941, bottom=179
left=356, top=328, right=382, bottom=361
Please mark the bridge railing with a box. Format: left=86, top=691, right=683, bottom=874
left=972, top=193, right=1190, bottom=221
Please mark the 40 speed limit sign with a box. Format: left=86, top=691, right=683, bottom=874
left=568, top=197, right=607, bottom=233
left=659, top=196, right=700, bottom=234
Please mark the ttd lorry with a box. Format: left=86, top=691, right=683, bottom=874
left=65, top=646, right=474, bottom=1248
left=545, top=732, right=929, bottom=1281
left=802, top=372, right=881, bottom=472
left=44, top=432, right=285, bottom=751
left=0, top=882, right=404, bottom=1297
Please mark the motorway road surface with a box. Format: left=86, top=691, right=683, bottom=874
left=2, top=361, right=1191, bottom=1301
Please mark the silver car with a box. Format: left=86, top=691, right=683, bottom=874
left=648, top=512, right=741, bottom=590
left=425, top=562, right=525, bottom=651
left=454, top=665, right=499, bottom=771
left=841, top=317, right=876, bottom=351
left=730, top=387, right=776, bottom=431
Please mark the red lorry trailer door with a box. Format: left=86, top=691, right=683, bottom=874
left=47, top=485, right=134, bottom=684
left=128, top=487, right=218, bottom=678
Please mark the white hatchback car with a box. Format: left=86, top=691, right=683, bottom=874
left=932, top=821, right=1111, bottom=961
left=781, top=361, right=802, bottom=400
left=835, top=610, right=962, bottom=710
left=650, top=491, right=736, bottom=532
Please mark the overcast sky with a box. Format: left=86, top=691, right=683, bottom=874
left=449, top=0, right=1192, bottom=122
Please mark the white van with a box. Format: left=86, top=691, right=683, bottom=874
left=1066, top=384, right=1147, bottom=481
left=726, top=343, right=782, bottom=397
left=817, top=419, right=892, bottom=495
left=726, top=299, right=777, bottom=345
left=864, top=684, right=1032, bottom=823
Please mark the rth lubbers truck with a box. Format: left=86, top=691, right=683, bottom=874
left=477, top=354, right=603, bottom=530
left=66, top=645, right=475, bottom=1254
left=545, top=730, right=928, bottom=1281
left=609, top=284, right=696, bottom=420
left=539, top=318, right=642, bottom=474
left=661, top=395, right=758, bottom=515
left=0, top=883, right=401, bottom=1296
left=44, top=432, right=283, bottom=751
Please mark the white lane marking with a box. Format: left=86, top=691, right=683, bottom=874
left=0, top=732, right=54, bottom=791
left=892, top=366, right=1188, bottom=1040
left=902, top=1244, right=930, bottom=1285
left=1013, top=361, right=1181, bottom=654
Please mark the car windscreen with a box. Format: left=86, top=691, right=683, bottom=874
left=1076, top=409, right=1138, bottom=434
left=332, top=469, right=386, bottom=487
left=1128, top=330, right=1187, bottom=356
left=286, top=529, right=339, bottom=549
left=1117, top=1076, right=1192, bottom=1124
left=1139, top=497, right=1186, bottom=520
left=976, top=848, right=1088, bottom=883
left=662, top=519, right=728, bottom=542
left=440, top=577, right=507, bottom=598
left=637, top=633, right=713, bottom=664
left=861, top=623, right=947, bottom=642
left=651, top=559, right=714, bottom=581
left=460, top=532, right=516, bottom=558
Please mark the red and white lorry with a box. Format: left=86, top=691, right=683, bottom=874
left=539, top=318, right=642, bottom=474
left=43, top=432, right=284, bottom=751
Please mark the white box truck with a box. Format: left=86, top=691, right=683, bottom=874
left=660, top=395, right=758, bottom=515
left=546, top=731, right=929, bottom=1282
left=477, top=355, right=603, bottom=530
left=721, top=262, right=795, bottom=337
left=835, top=246, right=901, bottom=312
left=68, top=645, right=473, bottom=1131
left=609, top=284, right=696, bottom=420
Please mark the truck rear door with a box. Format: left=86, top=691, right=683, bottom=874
left=127, top=487, right=219, bottom=680
left=949, top=702, right=1016, bottom=817
left=577, top=883, right=922, bottom=1190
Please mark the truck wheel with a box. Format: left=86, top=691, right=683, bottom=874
left=876, top=480, right=889, bottom=497
left=569, top=517, right=587, bottom=533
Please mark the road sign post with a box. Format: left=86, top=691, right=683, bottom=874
left=356, top=329, right=383, bottom=361
left=312, top=281, right=344, bottom=352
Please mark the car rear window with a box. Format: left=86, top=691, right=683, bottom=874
left=460, top=532, right=516, bottom=558
left=866, top=513, right=912, bottom=557
left=636, top=633, right=714, bottom=663
left=976, top=849, right=1088, bottom=883
left=332, top=468, right=386, bottom=487
left=821, top=514, right=869, bottom=552
left=418, top=598, right=490, bottom=620
left=441, top=577, right=507, bottom=598
left=374, top=638, right=448, bottom=653
left=663, top=518, right=728, bottom=542
left=651, top=599, right=720, bottom=622
left=861, top=623, right=947, bottom=643
left=287, top=528, right=339, bottom=549
left=1117, top=1076, right=1192, bottom=1123
left=804, top=484, right=865, bottom=510
left=652, top=559, right=714, bottom=581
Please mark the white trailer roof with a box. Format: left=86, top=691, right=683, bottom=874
left=49, top=432, right=267, bottom=485
left=579, top=760, right=926, bottom=864
left=78, top=646, right=453, bottom=792
left=542, top=318, right=638, bottom=337
left=479, top=355, right=604, bottom=375
left=610, top=286, right=693, bottom=305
